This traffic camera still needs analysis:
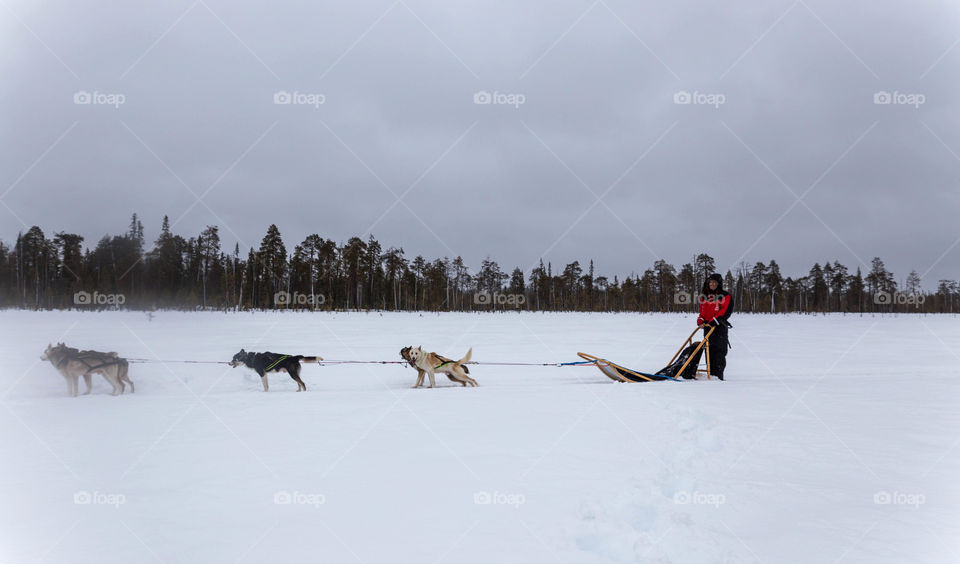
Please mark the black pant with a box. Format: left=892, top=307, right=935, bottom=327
left=704, top=324, right=729, bottom=379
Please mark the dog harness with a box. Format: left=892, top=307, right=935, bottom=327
left=55, top=349, right=124, bottom=372
left=264, top=355, right=289, bottom=371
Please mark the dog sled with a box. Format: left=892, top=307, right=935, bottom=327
left=578, top=325, right=715, bottom=383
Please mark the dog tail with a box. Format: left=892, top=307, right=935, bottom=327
left=298, top=356, right=324, bottom=363
left=457, top=348, right=472, bottom=365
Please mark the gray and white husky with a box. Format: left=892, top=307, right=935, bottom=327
left=41, top=343, right=134, bottom=397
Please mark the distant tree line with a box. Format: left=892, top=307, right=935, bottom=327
left=1, top=214, right=956, bottom=313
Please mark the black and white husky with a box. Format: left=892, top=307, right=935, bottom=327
left=229, top=349, right=322, bottom=392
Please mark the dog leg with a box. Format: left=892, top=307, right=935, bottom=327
left=108, top=371, right=121, bottom=395
left=290, top=365, right=306, bottom=392
left=453, top=368, right=478, bottom=387
left=83, top=373, right=93, bottom=395
left=253, top=369, right=268, bottom=392
left=428, top=371, right=436, bottom=388
left=105, top=372, right=121, bottom=396
left=413, top=370, right=425, bottom=388
left=122, top=364, right=134, bottom=393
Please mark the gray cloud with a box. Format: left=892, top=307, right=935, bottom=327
left=2, top=0, right=958, bottom=286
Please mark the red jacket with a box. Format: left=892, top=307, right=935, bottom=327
left=697, top=293, right=730, bottom=325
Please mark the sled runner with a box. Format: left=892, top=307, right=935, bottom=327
left=576, top=353, right=679, bottom=382
left=578, top=325, right=715, bottom=383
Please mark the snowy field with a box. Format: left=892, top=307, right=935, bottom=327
left=1, top=310, right=958, bottom=563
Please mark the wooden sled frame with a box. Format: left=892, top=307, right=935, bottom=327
left=665, top=324, right=714, bottom=380
left=577, top=325, right=717, bottom=383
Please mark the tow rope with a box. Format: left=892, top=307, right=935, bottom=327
left=123, top=358, right=596, bottom=367
left=318, top=359, right=597, bottom=367
left=126, top=358, right=230, bottom=365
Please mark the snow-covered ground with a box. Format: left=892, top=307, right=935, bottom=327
left=1, top=311, right=958, bottom=563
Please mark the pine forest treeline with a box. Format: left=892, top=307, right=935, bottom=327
left=2, top=215, right=956, bottom=313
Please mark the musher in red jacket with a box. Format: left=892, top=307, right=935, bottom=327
left=696, top=273, right=732, bottom=380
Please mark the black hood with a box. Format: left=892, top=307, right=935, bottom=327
left=702, top=273, right=725, bottom=294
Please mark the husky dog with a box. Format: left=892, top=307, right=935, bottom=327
left=407, top=346, right=477, bottom=388
left=41, top=343, right=134, bottom=397
left=229, top=349, right=323, bottom=392
left=401, top=346, right=465, bottom=388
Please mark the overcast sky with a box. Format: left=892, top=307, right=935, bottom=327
left=2, top=0, right=958, bottom=287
